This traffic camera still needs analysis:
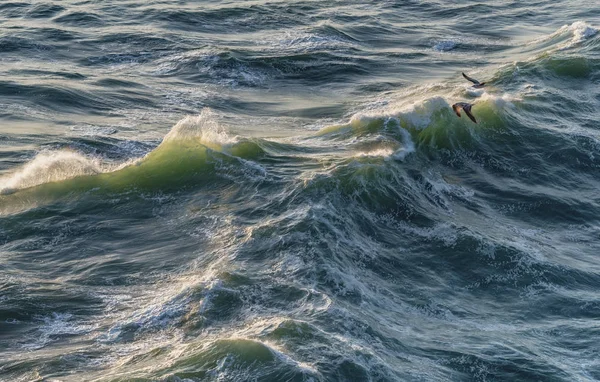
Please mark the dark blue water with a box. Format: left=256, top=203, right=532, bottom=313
left=1, top=1, right=600, bottom=381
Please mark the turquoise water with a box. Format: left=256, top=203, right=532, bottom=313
left=1, top=1, right=600, bottom=381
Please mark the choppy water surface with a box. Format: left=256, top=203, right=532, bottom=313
left=1, top=1, right=600, bottom=381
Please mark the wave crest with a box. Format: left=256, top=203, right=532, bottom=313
left=162, top=109, right=237, bottom=148
left=0, top=150, right=103, bottom=194
left=530, top=21, right=598, bottom=51
left=0, top=109, right=264, bottom=199
left=568, top=21, right=598, bottom=43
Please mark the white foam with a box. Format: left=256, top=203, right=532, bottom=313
left=161, top=108, right=237, bottom=147
left=320, top=95, right=445, bottom=159
left=353, top=148, right=395, bottom=158
left=266, top=340, right=320, bottom=375
left=465, top=86, right=485, bottom=97
left=569, top=21, right=598, bottom=43
left=479, top=92, right=519, bottom=108
left=397, top=96, right=450, bottom=129
left=23, top=312, right=96, bottom=350
left=530, top=21, right=598, bottom=50
left=0, top=150, right=103, bottom=193
left=100, top=269, right=236, bottom=344
left=392, top=125, right=416, bottom=161
left=350, top=96, right=450, bottom=131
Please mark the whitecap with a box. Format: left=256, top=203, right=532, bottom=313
left=0, top=150, right=103, bottom=193
left=161, top=108, right=237, bottom=147
left=569, top=21, right=598, bottom=43
left=529, top=21, right=598, bottom=50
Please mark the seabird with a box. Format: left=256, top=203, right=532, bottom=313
left=462, top=72, right=486, bottom=88
left=452, top=102, right=477, bottom=123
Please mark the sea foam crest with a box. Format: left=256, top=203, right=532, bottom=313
left=526, top=21, right=598, bottom=53
left=344, top=97, right=448, bottom=160
left=569, top=21, right=598, bottom=43
left=397, top=96, right=450, bottom=129
left=161, top=108, right=237, bottom=148
left=350, top=96, right=450, bottom=131
left=535, top=21, right=598, bottom=48
left=0, top=150, right=102, bottom=194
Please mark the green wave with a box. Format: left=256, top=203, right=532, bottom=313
left=0, top=132, right=265, bottom=215
left=103, top=338, right=314, bottom=382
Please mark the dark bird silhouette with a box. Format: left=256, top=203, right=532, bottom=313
left=452, top=102, right=477, bottom=123
left=462, top=72, right=486, bottom=88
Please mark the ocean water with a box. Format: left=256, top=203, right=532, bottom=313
left=1, top=1, right=600, bottom=381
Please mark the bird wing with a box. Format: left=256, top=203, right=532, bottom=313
left=463, top=104, right=477, bottom=123
left=452, top=103, right=462, bottom=117
left=462, top=72, right=480, bottom=85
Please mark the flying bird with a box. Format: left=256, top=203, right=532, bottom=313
left=452, top=102, right=477, bottom=123
left=462, top=72, right=486, bottom=88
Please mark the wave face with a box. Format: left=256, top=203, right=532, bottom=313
left=2, top=1, right=600, bottom=381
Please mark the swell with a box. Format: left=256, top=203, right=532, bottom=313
left=0, top=82, right=112, bottom=114
left=0, top=110, right=266, bottom=213
left=53, top=11, right=105, bottom=27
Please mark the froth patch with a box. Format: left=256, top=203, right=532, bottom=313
left=0, top=150, right=103, bottom=194
left=353, top=148, right=395, bottom=158
left=569, top=21, right=598, bottom=43
left=465, top=86, right=485, bottom=97
left=478, top=92, right=519, bottom=109
left=161, top=109, right=237, bottom=150
left=159, top=109, right=266, bottom=161
left=22, top=312, right=96, bottom=350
